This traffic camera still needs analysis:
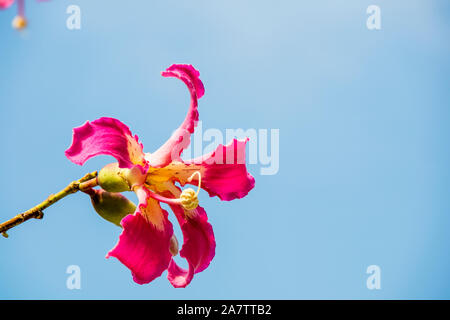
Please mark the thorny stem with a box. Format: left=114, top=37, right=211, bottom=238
left=0, top=171, right=98, bottom=238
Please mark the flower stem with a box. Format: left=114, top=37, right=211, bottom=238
left=0, top=171, right=98, bottom=238
left=17, top=0, right=25, bottom=17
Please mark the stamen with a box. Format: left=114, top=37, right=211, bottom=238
left=179, top=189, right=198, bottom=211
left=17, top=0, right=25, bottom=16
left=145, top=171, right=203, bottom=212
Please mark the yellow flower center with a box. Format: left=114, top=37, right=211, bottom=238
left=179, top=188, right=199, bottom=211
left=178, top=171, right=201, bottom=211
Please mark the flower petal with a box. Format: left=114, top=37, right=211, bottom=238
left=147, top=139, right=255, bottom=201
left=167, top=202, right=216, bottom=288
left=147, top=64, right=205, bottom=168
left=65, top=117, right=147, bottom=170
left=0, top=0, right=14, bottom=9
left=167, top=259, right=194, bottom=288
left=106, top=186, right=173, bottom=285
left=186, top=138, right=255, bottom=200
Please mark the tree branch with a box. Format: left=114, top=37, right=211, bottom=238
left=0, top=171, right=98, bottom=238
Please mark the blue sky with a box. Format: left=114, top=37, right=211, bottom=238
left=0, top=0, right=449, bottom=299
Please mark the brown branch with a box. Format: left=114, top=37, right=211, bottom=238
left=0, top=171, right=98, bottom=238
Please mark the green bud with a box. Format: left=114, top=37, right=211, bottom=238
left=97, top=163, right=131, bottom=192
left=90, top=189, right=136, bottom=227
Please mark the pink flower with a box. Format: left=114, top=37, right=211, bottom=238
left=65, top=64, right=255, bottom=287
left=0, top=0, right=14, bottom=9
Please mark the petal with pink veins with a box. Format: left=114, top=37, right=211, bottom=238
left=147, top=64, right=205, bottom=168
left=106, top=187, right=173, bottom=285
left=65, top=117, right=147, bottom=170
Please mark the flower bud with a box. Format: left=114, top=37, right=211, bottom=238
left=90, top=189, right=136, bottom=227
left=97, top=163, right=131, bottom=192
left=12, top=16, right=27, bottom=30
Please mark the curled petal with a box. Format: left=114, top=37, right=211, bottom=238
left=0, top=0, right=14, bottom=9
left=164, top=64, right=205, bottom=100
left=167, top=202, right=216, bottom=288
left=167, top=260, right=194, bottom=288
left=106, top=186, right=173, bottom=285
left=147, top=64, right=205, bottom=168
left=65, top=117, right=147, bottom=170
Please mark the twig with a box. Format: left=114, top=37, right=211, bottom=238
left=0, top=171, right=98, bottom=237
